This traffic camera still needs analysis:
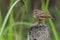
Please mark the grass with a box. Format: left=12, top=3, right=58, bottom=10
left=0, top=0, right=60, bottom=40
left=0, top=9, right=2, bottom=28
left=41, top=0, right=59, bottom=40
left=0, top=0, right=20, bottom=36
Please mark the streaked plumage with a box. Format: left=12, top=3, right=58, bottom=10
left=29, top=9, right=51, bottom=40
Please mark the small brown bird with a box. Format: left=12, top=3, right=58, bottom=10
left=29, top=9, right=51, bottom=40
left=33, top=9, right=52, bottom=21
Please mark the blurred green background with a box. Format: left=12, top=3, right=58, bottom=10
left=0, top=0, right=60, bottom=40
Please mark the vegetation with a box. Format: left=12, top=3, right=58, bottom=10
left=0, top=0, right=60, bottom=40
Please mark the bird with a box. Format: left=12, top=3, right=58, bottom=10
left=33, top=9, right=52, bottom=21
left=29, top=9, right=51, bottom=40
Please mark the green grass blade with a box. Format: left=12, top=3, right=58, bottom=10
left=24, top=0, right=34, bottom=23
left=0, top=36, right=4, bottom=40
left=19, top=6, right=26, bottom=40
left=0, top=9, right=2, bottom=28
left=0, top=9, right=4, bottom=40
left=0, top=0, right=20, bottom=36
left=45, top=0, right=59, bottom=40
left=45, top=0, right=49, bottom=11
left=41, top=0, right=59, bottom=40
left=41, top=0, right=45, bottom=11
left=48, top=19, right=59, bottom=40
left=8, top=0, right=15, bottom=40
